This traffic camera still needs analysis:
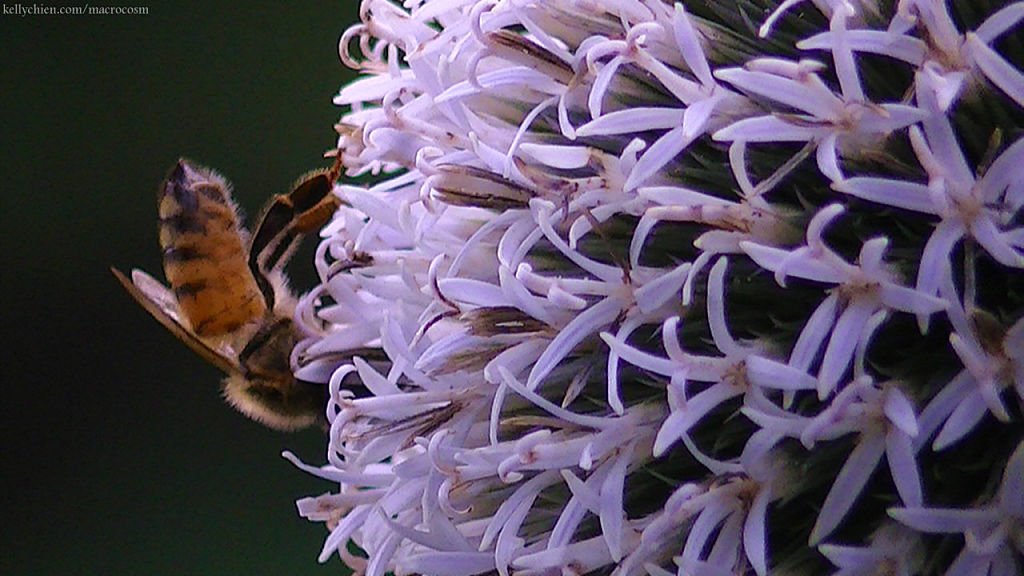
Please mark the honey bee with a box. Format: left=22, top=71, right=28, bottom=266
left=112, top=156, right=341, bottom=430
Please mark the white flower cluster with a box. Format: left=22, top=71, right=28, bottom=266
left=288, top=1, right=1024, bottom=575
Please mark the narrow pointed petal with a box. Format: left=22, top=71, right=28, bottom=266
left=810, top=433, right=886, bottom=544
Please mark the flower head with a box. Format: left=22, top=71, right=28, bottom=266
left=289, top=1, right=1024, bottom=575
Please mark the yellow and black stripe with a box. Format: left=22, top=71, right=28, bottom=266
left=157, top=159, right=266, bottom=337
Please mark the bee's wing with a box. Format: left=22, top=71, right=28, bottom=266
left=111, top=267, right=242, bottom=376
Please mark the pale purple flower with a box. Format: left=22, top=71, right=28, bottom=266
left=741, top=204, right=946, bottom=398
left=574, top=3, right=748, bottom=192
left=915, top=271, right=1024, bottom=451
left=613, top=429, right=792, bottom=576
left=282, top=2, right=1024, bottom=575
left=604, top=257, right=819, bottom=459
left=742, top=375, right=924, bottom=544
left=834, top=124, right=1024, bottom=320
left=798, top=2, right=1024, bottom=110
left=889, top=440, right=1024, bottom=576
left=713, top=53, right=925, bottom=184
left=819, top=522, right=924, bottom=576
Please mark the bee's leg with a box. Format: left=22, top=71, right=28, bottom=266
left=249, top=153, right=343, bottom=309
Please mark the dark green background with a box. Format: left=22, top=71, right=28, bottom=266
left=2, top=3, right=359, bottom=574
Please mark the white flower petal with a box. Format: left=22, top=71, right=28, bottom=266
left=741, top=241, right=845, bottom=285
left=527, top=296, right=625, bottom=390
left=965, top=33, right=1024, bottom=108
left=624, top=126, right=698, bottom=191
left=888, top=507, right=996, bottom=534
left=746, top=355, right=819, bottom=391
left=599, top=442, right=633, bottom=561
left=714, top=115, right=823, bottom=143
left=576, top=107, right=686, bottom=137
left=932, top=387, right=990, bottom=450
left=798, top=29, right=926, bottom=64
left=810, top=432, right=886, bottom=544
left=885, top=429, right=923, bottom=507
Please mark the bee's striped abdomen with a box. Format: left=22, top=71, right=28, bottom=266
left=158, top=159, right=266, bottom=337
